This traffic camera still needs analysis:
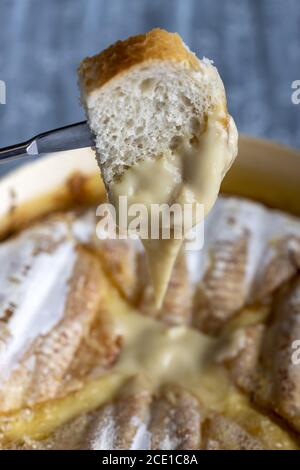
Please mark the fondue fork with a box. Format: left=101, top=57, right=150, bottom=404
left=0, top=121, right=94, bottom=163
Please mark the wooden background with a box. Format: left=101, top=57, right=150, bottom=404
left=0, top=0, right=299, bottom=175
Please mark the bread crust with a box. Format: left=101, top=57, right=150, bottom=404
left=78, top=28, right=201, bottom=94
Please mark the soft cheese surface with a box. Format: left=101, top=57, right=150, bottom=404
left=1, top=196, right=300, bottom=449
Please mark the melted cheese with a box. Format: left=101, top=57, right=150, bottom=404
left=110, top=108, right=238, bottom=306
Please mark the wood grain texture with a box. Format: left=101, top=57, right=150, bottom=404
left=0, top=0, right=299, bottom=176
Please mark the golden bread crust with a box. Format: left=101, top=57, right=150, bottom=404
left=78, top=28, right=200, bottom=94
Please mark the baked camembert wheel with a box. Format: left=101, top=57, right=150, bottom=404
left=1, top=194, right=300, bottom=450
